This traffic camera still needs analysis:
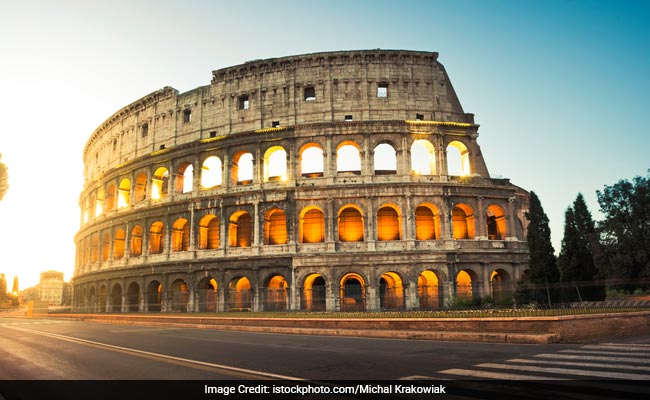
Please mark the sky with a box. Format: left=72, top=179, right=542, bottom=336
left=0, top=0, right=648, bottom=289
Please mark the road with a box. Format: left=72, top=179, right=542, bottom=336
left=1, top=315, right=650, bottom=399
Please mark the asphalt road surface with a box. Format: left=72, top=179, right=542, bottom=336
left=1, top=315, right=650, bottom=399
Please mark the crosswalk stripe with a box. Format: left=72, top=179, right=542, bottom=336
left=601, top=343, right=650, bottom=348
left=475, top=363, right=650, bottom=380
left=560, top=349, right=650, bottom=357
left=437, top=368, right=562, bottom=380
left=581, top=344, right=650, bottom=352
left=508, top=358, right=650, bottom=372
left=535, top=353, right=650, bottom=364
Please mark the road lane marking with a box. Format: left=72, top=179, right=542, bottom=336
left=581, top=345, right=650, bottom=352
left=7, top=326, right=303, bottom=380
left=508, top=358, right=650, bottom=372
left=601, top=343, right=650, bottom=348
left=560, top=349, right=650, bottom=357
left=437, top=368, right=561, bottom=380
left=534, top=353, right=650, bottom=364
left=476, top=362, right=650, bottom=380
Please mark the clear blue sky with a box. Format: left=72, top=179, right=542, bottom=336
left=0, top=0, right=648, bottom=288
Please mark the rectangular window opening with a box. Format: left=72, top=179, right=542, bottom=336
left=304, top=86, right=316, bottom=101
left=183, top=109, right=192, bottom=123
left=272, top=121, right=280, bottom=128
left=416, top=113, right=424, bottom=121
left=344, top=115, right=353, bottom=122
left=239, top=95, right=250, bottom=110
left=210, top=131, right=217, bottom=138
left=377, top=83, right=388, bottom=98
left=141, top=123, right=148, bottom=137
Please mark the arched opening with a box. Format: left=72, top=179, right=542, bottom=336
left=117, top=178, right=130, bottom=209
left=299, top=144, right=324, bottom=178
left=300, top=207, right=325, bottom=243
left=126, top=282, right=140, bottom=312
left=379, top=272, right=404, bottom=310
left=336, top=142, right=361, bottom=175
left=228, top=211, right=252, bottom=247
left=264, top=146, right=287, bottom=182
left=171, top=218, right=189, bottom=252
left=110, top=284, right=122, bottom=312
left=491, top=269, right=513, bottom=305
left=113, top=229, right=125, bottom=259
left=377, top=205, right=401, bottom=241
left=105, top=184, right=116, bottom=212
left=373, top=143, right=397, bottom=175
left=418, top=270, right=442, bottom=310
left=198, top=214, right=220, bottom=249
left=101, top=232, right=110, bottom=262
left=233, top=152, right=254, bottom=185
left=201, top=156, right=222, bottom=189
left=415, top=204, right=441, bottom=240
left=486, top=205, right=507, bottom=240
left=175, top=162, right=194, bottom=194
left=149, top=221, right=165, bottom=254
left=264, top=209, right=287, bottom=245
left=198, top=277, right=218, bottom=312
left=265, top=275, right=288, bottom=311
left=130, top=225, right=143, bottom=257
left=447, top=141, right=470, bottom=176
left=302, top=274, right=326, bottom=311
left=145, top=281, right=162, bottom=312
left=411, top=139, right=436, bottom=175
left=452, top=204, right=476, bottom=239
left=134, top=173, right=147, bottom=202
left=227, top=277, right=251, bottom=311
left=340, top=273, right=365, bottom=312
left=90, top=234, right=99, bottom=263
left=338, top=206, right=364, bottom=242
left=151, top=167, right=169, bottom=200
left=88, top=287, right=96, bottom=313
left=95, top=189, right=103, bottom=217
left=98, top=285, right=107, bottom=313
left=456, top=270, right=477, bottom=303
left=170, top=279, right=188, bottom=312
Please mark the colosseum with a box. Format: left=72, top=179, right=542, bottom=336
left=72, top=49, right=530, bottom=313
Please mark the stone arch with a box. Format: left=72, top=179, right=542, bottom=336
left=447, top=140, right=470, bottom=176
left=415, top=203, right=441, bottom=240
left=133, top=172, right=147, bottom=202
left=456, top=269, right=480, bottom=303
left=302, top=273, right=326, bottom=311
left=376, top=204, right=402, bottom=241
left=197, top=276, right=218, bottom=312
left=149, top=221, right=165, bottom=254
left=491, top=268, right=514, bottom=305
left=110, top=283, right=123, bottom=312
left=152, top=166, right=169, bottom=200
left=95, top=188, right=104, bottom=217
left=105, top=183, right=116, bottom=212
left=201, top=156, right=222, bottom=189
left=89, top=286, right=97, bottom=313
left=198, top=214, right=219, bottom=249
left=126, top=282, right=140, bottom=312
left=336, top=141, right=361, bottom=174
left=299, top=143, right=324, bottom=178
left=264, top=274, right=288, bottom=311
left=411, top=139, right=436, bottom=175
left=171, top=217, right=189, bottom=252
left=175, top=161, right=194, bottom=193
left=145, top=280, right=162, bottom=312
left=98, top=285, right=107, bottom=313
left=232, top=151, right=254, bottom=185
left=340, top=272, right=366, bottom=312
left=130, top=225, right=143, bottom=256
left=118, top=178, right=130, bottom=209
left=263, top=146, right=287, bottom=182
left=264, top=208, right=287, bottom=245
left=228, top=210, right=252, bottom=247
left=379, top=271, right=404, bottom=310
left=170, top=278, right=189, bottom=312
left=418, top=269, right=444, bottom=310
left=299, top=206, right=325, bottom=243
left=113, top=228, right=126, bottom=259
left=101, top=232, right=110, bottom=262
left=373, top=142, right=397, bottom=175
left=452, top=203, right=476, bottom=239
left=227, top=276, right=252, bottom=311
left=486, top=204, right=507, bottom=240
left=338, top=205, right=364, bottom=242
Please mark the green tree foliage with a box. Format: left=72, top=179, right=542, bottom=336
left=0, top=152, right=8, bottom=202
left=515, top=191, right=560, bottom=305
left=596, top=172, right=650, bottom=292
left=557, top=194, right=604, bottom=301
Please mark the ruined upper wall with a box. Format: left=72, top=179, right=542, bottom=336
left=83, top=49, right=474, bottom=183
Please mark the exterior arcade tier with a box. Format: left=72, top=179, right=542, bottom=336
left=73, top=49, right=530, bottom=313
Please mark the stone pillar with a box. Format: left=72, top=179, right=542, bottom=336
left=476, top=196, right=486, bottom=239
left=507, top=197, right=517, bottom=240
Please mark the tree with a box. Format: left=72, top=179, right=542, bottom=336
left=557, top=194, right=604, bottom=301
left=0, top=152, right=8, bottom=202
left=0, top=274, right=6, bottom=301
left=515, top=191, right=560, bottom=305
left=596, top=171, right=650, bottom=292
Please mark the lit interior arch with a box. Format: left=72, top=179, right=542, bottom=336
left=300, top=144, right=324, bottom=177
left=379, top=271, right=404, bottom=309
left=105, top=184, right=116, bottom=212
left=171, top=218, right=189, bottom=252
left=486, top=204, right=507, bottom=240
left=300, top=206, right=325, bottom=243
left=134, top=173, right=147, bottom=202
left=117, top=178, right=131, bottom=209
left=151, top=167, right=169, bottom=200
left=447, top=141, right=470, bottom=176
left=113, top=228, right=125, bottom=259
left=95, top=189, right=104, bottom=217
left=198, top=277, right=218, bottom=312
left=266, top=275, right=288, bottom=311
left=338, top=206, right=364, bottom=242
left=418, top=270, right=441, bottom=310
left=377, top=205, right=401, bottom=241
left=452, top=204, right=476, bottom=239
left=201, top=156, right=222, bottom=189
left=373, top=143, right=397, bottom=174
left=264, top=146, right=287, bottom=182
left=149, top=221, right=164, bottom=254
left=302, top=273, right=326, bottom=311
left=411, top=139, right=436, bottom=175
left=415, top=204, right=441, bottom=240
left=340, top=272, right=366, bottom=311
left=456, top=270, right=473, bottom=301
left=198, top=214, right=219, bottom=249
left=264, top=208, right=287, bottom=245
left=101, top=232, right=110, bottom=261
left=336, top=143, right=361, bottom=173
left=228, top=211, right=252, bottom=247
left=130, top=226, right=143, bottom=257
left=233, top=152, right=254, bottom=184
left=228, top=276, right=252, bottom=310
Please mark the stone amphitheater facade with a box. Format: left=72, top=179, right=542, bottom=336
left=72, top=49, right=530, bottom=313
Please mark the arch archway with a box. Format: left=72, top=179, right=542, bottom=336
left=110, top=284, right=122, bottom=312
left=299, top=144, right=324, bottom=178
left=340, top=273, right=366, bottom=311
left=263, top=146, right=287, bottom=182
left=264, top=209, right=287, bottom=245
left=379, top=272, right=404, bottom=310
left=336, top=142, right=361, bottom=174
left=377, top=205, right=401, bottom=241
left=338, top=206, right=364, bottom=242
left=491, top=269, right=513, bottom=305
left=228, top=211, right=252, bottom=247
left=126, top=282, right=140, bottom=312
left=171, top=218, right=189, bottom=252
left=198, top=277, right=218, bottom=312
left=227, top=277, right=252, bottom=311
left=170, top=279, right=188, bottom=312
left=198, top=214, right=219, bottom=249
left=175, top=162, right=194, bottom=193
left=300, top=207, right=325, bottom=243
left=415, top=204, right=441, bottom=240
left=201, top=156, right=222, bottom=189
left=452, top=204, right=476, bottom=239
left=302, top=274, right=326, bottom=311
left=411, top=139, right=436, bottom=175
left=265, top=275, right=288, bottom=311
left=486, top=205, right=507, bottom=240
left=447, top=141, right=470, bottom=176
left=151, top=167, right=169, bottom=200
left=98, top=285, right=107, bottom=313
left=418, top=270, right=443, bottom=310
left=456, top=269, right=479, bottom=303
left=149, top=221, right=165, bottom=254
left=373, top=143, right=397, bottom=175
left=146, top=280, right=162, bottom=312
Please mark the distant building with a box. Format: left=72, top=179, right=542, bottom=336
left=39, top=270, right=65, bottom=305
